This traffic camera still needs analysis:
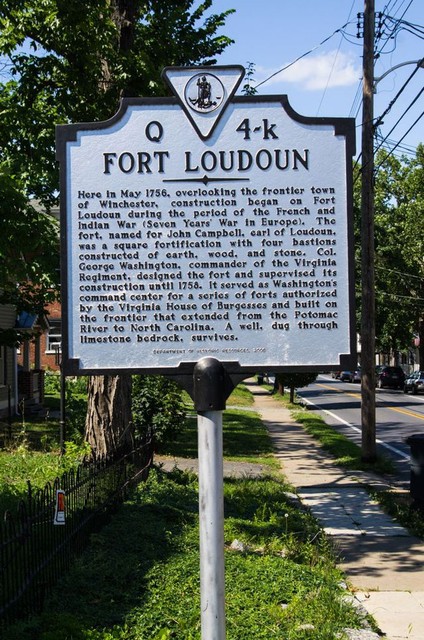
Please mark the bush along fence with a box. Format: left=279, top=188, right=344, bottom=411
left=0, top=436, right=154, bottom=628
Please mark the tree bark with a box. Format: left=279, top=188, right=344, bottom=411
left=85, top=374, right=133, bottom=459
left=360, top=0, right=377, bottom=462
left=84, top=1, right=138, bottom=457
left=274, top=374, right=284, bottom=395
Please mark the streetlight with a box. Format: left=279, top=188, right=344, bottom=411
left=374, top=58, right=424, bottom=91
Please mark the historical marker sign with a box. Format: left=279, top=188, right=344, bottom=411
left=56, top=66, right=356, bottom=376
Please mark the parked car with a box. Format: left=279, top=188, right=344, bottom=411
left=339, top=369, right=361, bottom=383
left=404, top=371, right=424, bottom=395
left=376, top=366, right=405, bottom=390
left=351, top=368, right=361, bottom=383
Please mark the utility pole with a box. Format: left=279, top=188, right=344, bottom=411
left=360, top=0, right=377, bottom=461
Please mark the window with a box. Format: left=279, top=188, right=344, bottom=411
left=46, top=319, right=62, bottom=353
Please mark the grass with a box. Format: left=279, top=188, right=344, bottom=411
left=6, top=470, right=365, bottom=640
left=227, top=382, right=255, bottom=407
left=160, top=382, right=278, bottom=469
left=0, top=413, right=60, bottom=451
left=267, top=386, right=424, bottom=539
left=368, top=485, right=424, bottom=539
left=160, top=409, right=278, bottom=468
left=290, top=405, right=394, bottom=475
left=3, top=381, right=371, bottom=639
left=265, top=385, right=395, bottom=475
left=180, top=381, right=255, bottom=409
left=0, top=393, right=92, bottom=515
left=0, top=440, right=91, bottom=513
left=0, top=383, right=260, bottom=516
left=0, top=411, right=84, bottom=514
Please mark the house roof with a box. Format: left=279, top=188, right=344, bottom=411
left=15, top=311, right=50, bottom=331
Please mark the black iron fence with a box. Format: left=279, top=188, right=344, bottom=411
left=0, top=437, right=154, bottom=627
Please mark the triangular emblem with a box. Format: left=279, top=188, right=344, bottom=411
left=162, top=65, right=245, bottom=140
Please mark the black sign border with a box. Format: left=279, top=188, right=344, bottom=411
left=56, top=89, right=357, bottom=388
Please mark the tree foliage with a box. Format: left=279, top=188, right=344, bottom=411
left=132, top=375, right=187, bottom=448
left=0, top=1, right=234, bottom=207
left=0, top=0, right=234, bottom=452
left=275, top=372, right=317, bottom=403
left=0, top=165, right=59, bottom=346
left=241, top=61, right=258, bottom=96
left=354, top=145, right=424, bottom=366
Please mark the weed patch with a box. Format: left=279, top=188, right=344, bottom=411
left=160, top=407, right=277, bottom=469
left=6, top=469, right=363, bottom=639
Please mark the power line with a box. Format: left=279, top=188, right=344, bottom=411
left=374, top=87, right=424, bottom=155
left=376, top=265, right=424, bottom=282
left=375, top=108, right=424, bottom=169
left=253, top=22, right=353, bottom=91
left=377, top=0, right=413, bottom=57
left=383, top=13, right=424, bottom=39
left=374, top=133, right=417, bottom=156
left=376, top=289, right=424, bottom=302
left=349, top=0, right=421, bottom=135
left=354, top=62, right=422, bottom=171
left=316, top=0, right=357, bottom=116
left=373, top=60, right=423, bottom=130
left=355, top=110, right=420, bottom=177
left=349, top=80, right=364, bottom=118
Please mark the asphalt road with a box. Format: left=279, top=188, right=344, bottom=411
left=297, top=375, right=424, bottom=489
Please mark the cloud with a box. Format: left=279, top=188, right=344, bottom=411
left=256, top=50, right=361, bottom=91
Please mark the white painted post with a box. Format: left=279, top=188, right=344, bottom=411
left=198, top=409, right=226, bottom=640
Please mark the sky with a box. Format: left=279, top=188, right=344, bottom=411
left=205, top=0, right=424, bottom=158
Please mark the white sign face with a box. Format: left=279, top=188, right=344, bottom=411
left=58, top=67, right=355, bottom=374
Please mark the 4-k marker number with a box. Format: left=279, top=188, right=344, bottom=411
left=236, top=118, right=278, bottom=140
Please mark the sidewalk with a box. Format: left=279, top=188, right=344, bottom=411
left=250, top=382, right=424, bottom=640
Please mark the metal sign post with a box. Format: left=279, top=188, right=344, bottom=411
left=194, top=358, right=226, bottom=640
left=198, top=410, right=225, bottom=639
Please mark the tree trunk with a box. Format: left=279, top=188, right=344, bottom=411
left=290, top=385, right=295, bottom=404
left=84, top=1, right=138, bottom=457
left=85, top=374, right=133, bottom=459
left=360, top=0, right=377, bottom=463
left=274, top=374, right=284, bottom=395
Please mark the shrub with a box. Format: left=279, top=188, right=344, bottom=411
left=275, top=372, right=317, bottom=402
left=132, top=375, right=187, bottom=448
